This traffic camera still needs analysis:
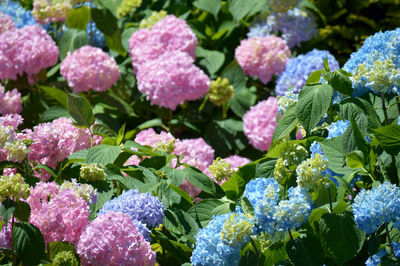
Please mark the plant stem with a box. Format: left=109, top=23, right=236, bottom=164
left=328, top=186, right=333, bottom=212
left=251, top=238, right=261, bottom=266
left=222, top=103, right=228, bottom=119
left=381, top=92, right=389, bottom=125
left=386, top=224, right=394, bottom=255
left=288, top=229, right=294, bottom=241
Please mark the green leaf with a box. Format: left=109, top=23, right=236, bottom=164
left=91, top=7, right=118, bottom=36
left=39, top=106, right=70, bottom=122
left=169, top=184, right=193, bottom=206
left=319, top=212, right=365, bottom=264
left=33, top=164, right=57, bottom=179
left=48, top=241, right=75, bottom=261
left=92, top=124, right=117, bottom=138
left=0, top=199, right=15, bottom=225
left=345, top=150, right=365, bottom=169
left=221, top=61, right=247, bottom=91
left=348, top=117, right=370, bottom=156
left=39, top=86, right=68, bottom=107
left=105, top=29, right=126, bottom=56
left=306, top=69, right=325, bottom=85
left=182, top=167, right=223, bottom=197
left=58, top=29, right=88, bottom=60
left=67, top=93, right=94, bottom=128
left=121, top=27, right=137, bottom=51
left=227, top=0, right=265, bottom=21
left=187, top=199, right=224, bottom=227
left=193, top=0, right=221, bottom=19
left=240, top=197, right=254, bottom=216
left=229, top=88, right=257, bottom=117
left=12, top=222, right=45, bottom=265
left=86, top=144, right=121, bottom=165
left=66, top=6, right=90, bottom=30
left=163, top=209, right=199, bottom=242
left=286, top=235, right=324, bottom=266
left=196, top=47, right=225, bottom=77
left=372, top=124, right=400, bottom=155
left=255, top=158, right=277, bottom=178
left=296, top=84, right=333, bottom=134
left=221, top=174, right=239, bottom=199
left=14, top=201, right=31, bottom=223
left=320, top=137, right=354, bottom=174
left=324, top=70, right=353, bottom=96
left=273, top=104, right=298, bottom=142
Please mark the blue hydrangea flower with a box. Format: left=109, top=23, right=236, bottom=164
left=397, top=116, right=400, bottom=126
left=353, top=182, right=400, bottom=234
left=0, top=0, right=37, bottom=28
left=131, top=219, right=151, bottom=241
left=365, top=249, right=387, bottom=266
left=191, top=214, right=242, bottom=266
left=98, top=189, right=164, bottom=228
left=277, top=87, right=298, bottom=114
left=86, top=21, right=105, bottom=48
left=273, top=186, right=312, bottom=231
left=243, top=177, right=280, bottom=234
left=275, top=49, right=340, bottom=96
left=343, top=28, right=400, bottom=96
left=393, top=242, right=400, bottom=258
left=248, top=8, right=317, bottom=48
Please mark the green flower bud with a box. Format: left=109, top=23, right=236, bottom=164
left=208, top=77, right=234, bottom=106
left=79, top=164, right=105, bottom=182
left=139, top=10, right=168, bottom=28
left=0, top=173, right=30, bottom=202
left=116, top=0, right=142, bottom=18
left=295, top=154, right=329, bottom=191
left=153, top=139, right=175, bottom=154
left=52, top=251, right=78, bottom=266
left=208, top=157, right=233, bottom=183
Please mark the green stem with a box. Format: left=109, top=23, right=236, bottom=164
left=288, top=229, right=294, bottom=241
left=381, top=92, right=389, bottom=125
left=251, top=238, right=261, bottom=266
left=222, top=103, right=228, bottom=119
left=327, top=186, right=333, bottom=212
left=11, top=215, right=16, bottom=266
left=89, top=127, right=94, bottom=148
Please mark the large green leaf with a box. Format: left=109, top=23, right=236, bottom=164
left=286, top=235, right=324, bottom=266
left=12, top=222, right=45, bottom=265
left=229, top=88, right=257, bottom=117
left=91, top=7, right=118, bottom=36
left=296, top=84, right=333, bottom=134
left=320, top=137, right=354, bottom=174
left=39, top=86, right=68, bottom=107
left=163, top=208, right=199, bottom=243
left=187, top=199, right=225, bottom=227
left=66, top=6, right=90, bottom=30
left=319, top=212, right=365, bottom=264
left=227, top=0, right=266, bottom=21
left=182, top=167, right=223, bottom=197
left=221, top=61, right=247, bottom=91
left=273, top=104, right=298, bottom=142
left=193, top=0, right=222, bottom=19
left=372, top=124, right=400, bottom=155
left=324, top=70, right=353, bottom=96
left=58, top=29, right=88, bottom=60
left=196, top=47, right=225, bottom=77
left=67, top=93, right=94, bottom=128
left=86, top=144, right=121, bottom=165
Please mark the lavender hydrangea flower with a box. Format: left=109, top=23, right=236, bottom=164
left=275, top=49, right=340, bottom=96
left=353, top=182, right=400, bottom=234
left=248, top=8, right=317, bottom=48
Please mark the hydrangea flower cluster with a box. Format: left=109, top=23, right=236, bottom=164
left=0, top=84, right=22, bottom=115
left=207, top=157, right=234, bottom=185
left=207, top=77, right=235, bottom=106
left=277, top=87, right=298, bottom=114
left=28, top=187, right=90, bottom=244
left=268, top=0, right=301, bottom=13
left=134, top=128, right=175, bottom=152
left=79, top=163, right=106, bottom=182
left=223, top=155, right=251, bottom=171
left=76, top=212, right=156, bottom=266
left=353, top=182, right=400, bottom=234
left=116, top=0, right=142, bottom=18
left=59, top=179, right=97, bottom=206
left=191, top=213, right=244, bottom=266
left=0, top=25, right=58, bottom=84
left=235, top=36, right=290, bottom=84
left=139, top=10, right=168, bottom=28
left=296, top=153, right=329, bottom=191
left=365, top=249, right=387, bottom=266
left=0, top=173, right=30, bottom=202
left=0, top=0, right=37, bottom=28
left=32, top=0, right=72, bottom=24
left=274, top=143, right=308, bottom=184
left=60, top=46, right=120, bottom=93
left=98, top=189, right=164, bottom=240
left=0, top=13, right=15, bottom=34
left=27, top=118, right=101, bottom=181
left=275, top=49, right=340, bottom=96
left=220, top=213, right=254, bottom=247
left=343, top=28, right=400, bottom=96
left=0, top=120, right=28, bottom=163
left=0, top=219, right=12, bottom=249
left=52, top=251, right=78, bottom=265
left=243, top=97, right=278, bottom=151
left=248, top=8, right=317, bottom=48
left=0, top=113, right=23, bottom=129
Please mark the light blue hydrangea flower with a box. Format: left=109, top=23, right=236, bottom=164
left=248, top=8, right=317, bottom=48
left=393, top=242, right=400, bottom=258
left=275, top=49, right=340, bottom=96
left=343, top=28, right=400, bottom=96
left=0, top=0, right=37, bottom=28
left=243, top=177, right=281, bottom=234
left=397, top=116, right=400, bottom=126
left=191, top=214, right=242, bottom=266
left=86, top=21, right=105, bottom=48
left=365, top=249, right=387, bottom=266
left=273, top=186, right=312, bottom=231
left=98, top=189, right=164, bottom=228
left=277, top=87, right=298, bottom=114
left=353, top=182, right=400, bottom=234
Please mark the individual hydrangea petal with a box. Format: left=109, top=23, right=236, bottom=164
left=76, top=212, right=156, bottom=266
left=243, top=97, right=278, bottom=151
left=136, top=51, right=210, bottom=110
left=353, top=182, right=400, bottom=234
left=275, top=49, right=339, bottom=96
left=248, top=8, right=317, bottom=48
left=235, top=36, right=290, bottom=84
left=60, top=46, right=120, bottom=93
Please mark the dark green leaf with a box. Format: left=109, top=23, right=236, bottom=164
left=91, top=7, right=118, bottom=36
left=188, top=199, right=224, bottom=227
left=273, top=104, right=298, bottom=142
left=240, top=197, right=254, bottom=216
left=67, top=93, right=94, bottom=128
left=13, top=222, right=45, bottom=265
left=229, top=88, right=257, bottom=117
left=39, top=106, right=70, bottom=122
left=306, top=69, right=325, bottom=85
left=372, top=124, right=400, bottom=155
left=320, top=137, right=354, bottom=174
left=182, top=167, right=223, bottom=197
left=86, top=144, right=121, bottom=165
left=286, top=235, right=324, bottom=266
left=0, top=199, right=15, bottom=225
left=14, top=201, right=31, bottom=222
left=324, top=70, right=353, bottom=96
left=38, top=86, right=68, bottom=107
left=196, top=47, right=225, bottom=77
left=221, top=61, right=247, bottom=91
left=92, top=124, right=117, bottom=138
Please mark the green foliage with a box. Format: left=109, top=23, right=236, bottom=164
left=12, top=222, right=45, bottom=265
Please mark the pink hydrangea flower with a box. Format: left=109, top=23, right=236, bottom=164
left=0, top=85, right=22, bottom=114
left=0, top=218, right=12, bottom=249
left=129, top=15, right=197, bottom=73
left=27, top=118, right=101, bottom=181
left=136, top=51, right=210, bottom=110
left=224, top=155, right=251, bottom=171
left=60, top=46, right=120, bottom=93
left=76, top=212, right=156, bottom=266
left=28, top=186, right=89, bottom=244
left=0, top=25, right=58, bottom=84
left=135, top=128, right=175, bottom=147
left=235, top=36, right=290, bottom=84
left=243, top=97, right=278, bottom=151
left=0, top=13, right=15, bottom=35
left=0, top=114, right=23, bottom=129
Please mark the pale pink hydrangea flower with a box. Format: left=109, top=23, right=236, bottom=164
left=32, top=0, right=72, bottom=24
left=235, top=36, right=290, bottom=84
left=60, top=46, right=120, bottom=93
left=243, top=97, right=278, bottom=151
left=0, top=114, right=23, bottom=129
left=0, top=84, right=22, bottom=114
left=0, top=25, right=58, bottom=84
left=76, top=212, right=156, bottom=266
left=129, top=15, right=197, bottom=73
left=136, top=51, right=210, bottom=110
left=224, top=155, right=251, bottom=171
left=0, top=219, right=12, bottom=249
left=0, top=13, right=15, bottom=35
left=27, top=118, right=101, bottom=181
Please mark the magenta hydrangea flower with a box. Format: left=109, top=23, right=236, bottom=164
left=60, top=46, right=120, bottom=93
left=243, top=97, right=278, bottom=151
left=0, top=13, right=15, bottom=34
left=76, top=212, right=156, bottom=266
left=136, top=51, right=210, bottom=110
left=0, top=84, right=22, bottom=114
left=0, top=25, right=58, bottom=84
left=235, top=36, right=290, bottom=84
left=224, top=155, right=251, bottom=171
left=28, top=187, right=89, bottom=244
left=27, top=118, right=101, bottom=181
left=129, top=14, right=197, bottom=73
